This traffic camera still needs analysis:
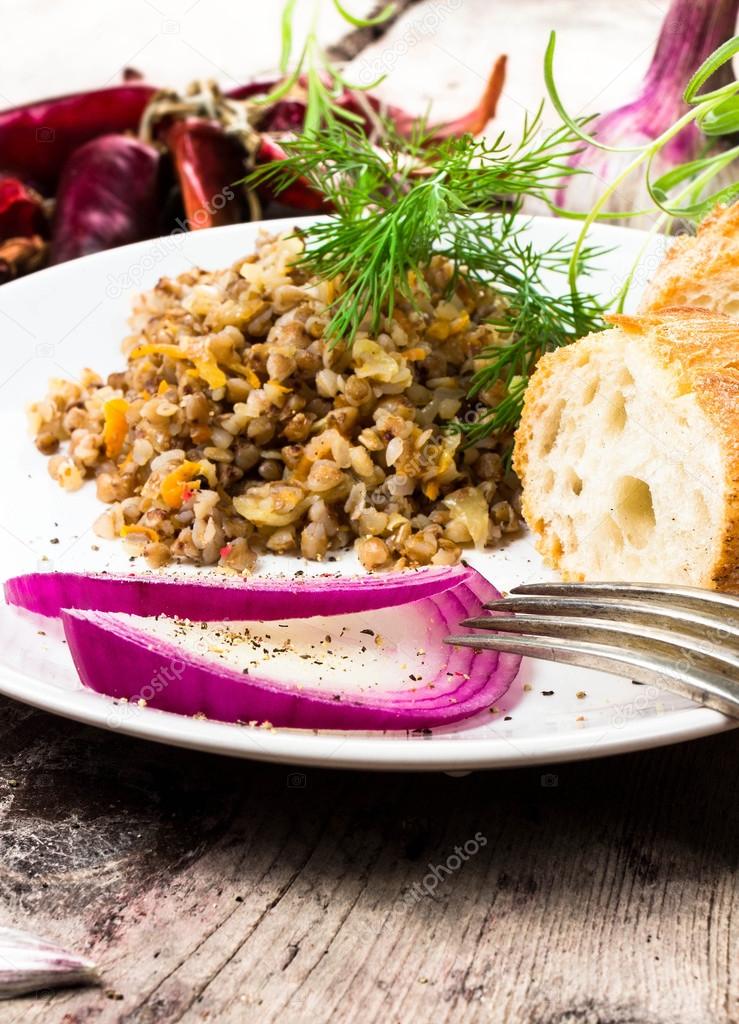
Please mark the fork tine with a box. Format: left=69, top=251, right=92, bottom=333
left=510, top=582, right=739, bottom=619
left=460, top=613, right=739, bottom=673
left=483, top=596, right=739, bottom=640
left=444, top=633, right=739, bottom=718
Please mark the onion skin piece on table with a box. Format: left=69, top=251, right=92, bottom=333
left=4, top=564, right=479, bottom=622
left=50, top=134, right=162, bottom=264
left=60, top=570, right=520, bottom=730
left=0, top=927, right=99, bottom=999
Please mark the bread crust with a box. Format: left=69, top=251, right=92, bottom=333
left=639, top=203, right=739, bottom=315
left=513, top=307, right=739, bottom=590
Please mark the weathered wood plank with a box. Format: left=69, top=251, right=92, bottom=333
left=0, top=697, right=735, bottom=1024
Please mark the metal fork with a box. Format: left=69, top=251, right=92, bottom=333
left=445, top=582, right=739, bottom=719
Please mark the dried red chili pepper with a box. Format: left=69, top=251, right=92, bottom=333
left=424, top=55, right=507, bottom=139
left=334, top=55, right=507, bottom=139
left=50, top=134, right=162, bottom=264
left=0, top=84, right=156, bottom=192
left=167, top=61, right=506, bottom=221
left=0, top=53, right=507, bottom=284
left=224, top=80, right=281, bottom=102
left=254, top=136, right=328, bottom=212
left=258, top=100, right=309, bottom=134
left=0, top=177, right=47, bottom=240
left=162, top=119, right=249, bottom=229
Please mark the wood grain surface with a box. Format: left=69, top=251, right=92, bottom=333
left=0, top=696, right=736, bottom=1024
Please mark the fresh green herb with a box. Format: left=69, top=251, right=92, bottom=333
left=456, top=232, right=605, bottom=440
left=545, top=30, right=739, bottom=303
left=332, top=0, right=395, bottom=27
left=257, top=0, right=393, bottom=135
left=248, top=111, right=597, bottom=324
left=246, top=110, right=605, bottom=438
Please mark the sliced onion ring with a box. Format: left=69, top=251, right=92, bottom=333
left=6, top=566, right=520, bottom=730
left=4, top=564, right=470, bottom=621
left=60, top=569, right=519, bottom=730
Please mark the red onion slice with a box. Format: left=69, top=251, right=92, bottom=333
left=4, top=564, right=471, bottom=621
left=58, top=569, right=520, bottom=730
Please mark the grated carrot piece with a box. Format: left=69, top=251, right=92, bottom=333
left=225, top=363, right=261, bottom=389
left=130, top=342, right=227, bottom=391
left=291, top=455, right=313, bottom=482
left=102, top=398, right=129, bottom=459
left=449, top=311, right=470, bottom=334
left=193, top=358, right=227, bottom=390
left=130, top=343, right=188, bottom=361
left=426, top=321, right=450, bottom=342
left=160, top=460, right=202, bottom=509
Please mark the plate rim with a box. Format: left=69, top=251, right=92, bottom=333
left=0, top=210, right=660, bottom=302
left=0, top=655, right=733, bottom=771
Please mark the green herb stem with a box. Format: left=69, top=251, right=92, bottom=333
left=545, top=30, right=739, bottom=297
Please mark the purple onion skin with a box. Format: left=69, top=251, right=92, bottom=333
left=3, top=565, right=472, bottom=621
left=556, top=0, right=739, bottom=212
left=225, top=79, right=280, bottom=101
left=61, top=574, right=520, bottom=730
left=259, top=100, right=308, bottom=133
left=50, top=134, right=162, bottom=264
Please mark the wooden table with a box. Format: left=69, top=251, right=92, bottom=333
left=0, top=696, right=736, bottom=1023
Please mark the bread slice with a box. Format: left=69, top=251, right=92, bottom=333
left=512, top=307, right=739, bottom=590
left=640, top=203, right=739, bottom=316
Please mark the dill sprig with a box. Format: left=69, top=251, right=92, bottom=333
left=246, top=110, right=606, bottom=440
left=248, top=109, right=595, bottom=335
left=456, top=230, right=605, bottom=439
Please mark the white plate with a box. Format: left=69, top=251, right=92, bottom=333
left=0, top=216, right=734, bottom=771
